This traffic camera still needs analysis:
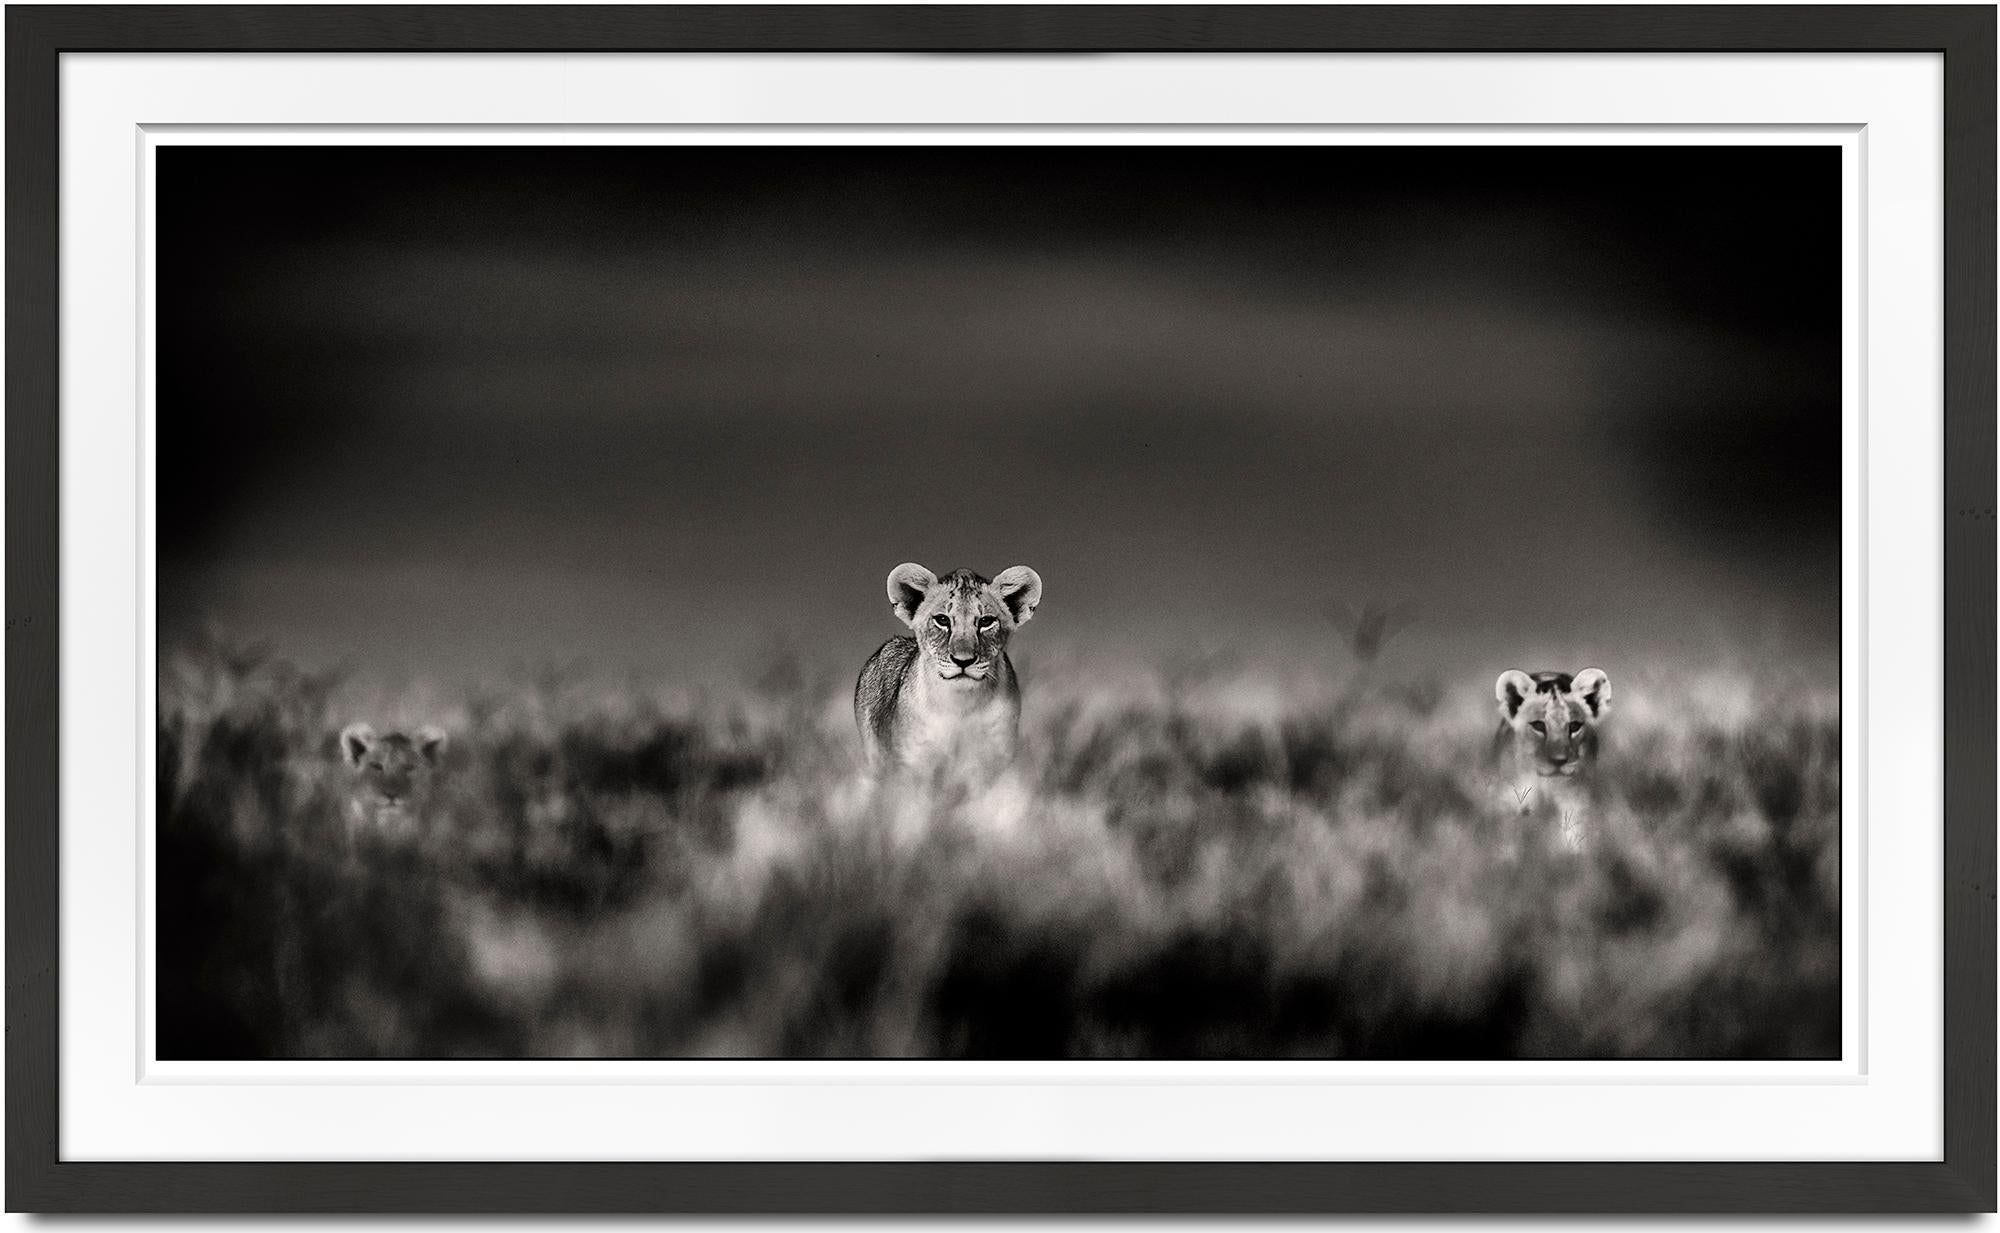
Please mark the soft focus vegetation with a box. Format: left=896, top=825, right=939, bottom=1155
left=157, top=635, right=1839, bottom=1060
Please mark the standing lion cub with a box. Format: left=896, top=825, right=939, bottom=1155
left=854, top=563, right=1042, bottom=779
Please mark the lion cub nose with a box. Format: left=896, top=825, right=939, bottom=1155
left=951, top=652, right=977, bottom=667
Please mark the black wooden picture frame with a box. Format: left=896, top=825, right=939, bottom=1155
left=7, top=4, right=1993, bottom=1213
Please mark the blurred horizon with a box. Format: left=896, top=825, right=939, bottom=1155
left=158, top=145, right=1840, bottom=693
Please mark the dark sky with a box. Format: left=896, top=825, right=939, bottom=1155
left=158, top=145, right=1840, bottom=688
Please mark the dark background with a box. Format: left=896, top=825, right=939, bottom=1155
left=157, top=145, right=1840, bottom=688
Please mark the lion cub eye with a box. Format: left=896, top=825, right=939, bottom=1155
left=1528, top=721, right=1547, bottom=735
left=930, top=614, right=950, bottom=629
left=1568, top=721, right=1585, bottom=736
left=976, top=615, right=998, bottom=630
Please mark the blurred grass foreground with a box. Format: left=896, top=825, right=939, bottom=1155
left=157, top=637, right=1840, bottom=1060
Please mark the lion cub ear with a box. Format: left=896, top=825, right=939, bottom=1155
left=1571, top=668, right=1612, bottom=719
left=340, top=723, right=377, bottom=767
left=417, top=726, right=449, bottom=766
left=1494, top=670, right=1536, bottom=721
left=993, top=566, right=1043, bottom=626
left=887, top=563, right=937, bottom=627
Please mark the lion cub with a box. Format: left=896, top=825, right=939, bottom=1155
left=1491, top=668, right=1611, bottom=851
left=338, top=722, right=448, bottom=850
left=854, top=563, right=1042, bottom=780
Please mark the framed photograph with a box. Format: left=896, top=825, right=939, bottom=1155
left=8, top=3, right=1993, bottom=1214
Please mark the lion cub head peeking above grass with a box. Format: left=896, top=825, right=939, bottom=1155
left=1491, top=668, right=1611, bottom=851
left=338, top=722, right=448, bottom=846
left=853, top=564, right=1042, bottom=780
left=1493, top=668, right=1610, bottom=780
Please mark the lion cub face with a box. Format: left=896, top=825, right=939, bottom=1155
left=339, top=723, right=447, bottom=821
left=887, top=563, right=1042, bottom=685
left=1494, top=668, right=1610, bottom=778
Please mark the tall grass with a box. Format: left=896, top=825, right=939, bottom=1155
left=157, top=636, right=1839, bottom=1060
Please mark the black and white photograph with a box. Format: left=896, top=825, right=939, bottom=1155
left=156, top=143, right=1842, bottom=1062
